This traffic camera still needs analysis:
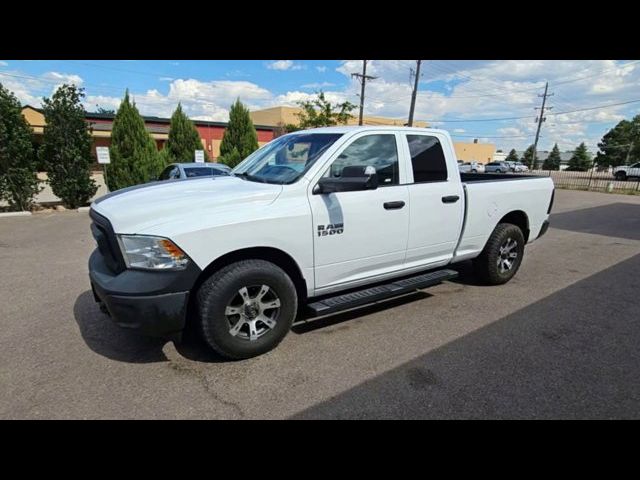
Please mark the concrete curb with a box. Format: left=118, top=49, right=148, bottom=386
left=77, top=207, right=91, bottom=212
left=0, top=211, right=32, bottom=218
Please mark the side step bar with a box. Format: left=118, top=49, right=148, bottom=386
left=307, top=269, right=458, bottom=317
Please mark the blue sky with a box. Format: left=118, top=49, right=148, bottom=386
left=1, top=59, right=639, bottom=152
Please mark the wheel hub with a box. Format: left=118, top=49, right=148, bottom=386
left=225, top=285, right=282, bottom=341
left=244, top=303, right=259, bottom=319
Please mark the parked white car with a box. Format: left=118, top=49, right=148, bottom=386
left=514, top=162, right=529, bottom=173
left=89, top=126, right=554, bottom=359
left=613, top=162, right=640, bottom=181
left=458, top=161, right=485, bottom=173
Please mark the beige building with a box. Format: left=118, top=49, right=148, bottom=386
left=453, top=141, right=496, bottom=164
left=249, top=106, right=429, bottom=129
left=250, top=107, right=497, bottom=164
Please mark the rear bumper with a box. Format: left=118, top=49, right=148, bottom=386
left=88, top=249, right=200, bottom=337
left=537, top=219, right=550, bottom=239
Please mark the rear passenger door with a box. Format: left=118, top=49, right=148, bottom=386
left=401, top=133, right=465, bottom=268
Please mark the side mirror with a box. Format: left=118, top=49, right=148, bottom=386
left=315, top=165, right=379, bottom=194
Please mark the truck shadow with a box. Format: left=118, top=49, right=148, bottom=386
left=73, top=291, right=228, bottom=364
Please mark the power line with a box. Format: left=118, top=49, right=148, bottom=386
left=421, top=98, right=640, bottom=123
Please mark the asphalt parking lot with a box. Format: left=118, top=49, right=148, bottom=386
left=1, top=189, right=639, bottom=419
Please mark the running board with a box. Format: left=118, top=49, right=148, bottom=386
left=307, top=269, right=458, bottom=317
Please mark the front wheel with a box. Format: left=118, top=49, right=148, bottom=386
left=473, top=223, right=525, bottom=285
left=197, top=259, right=298, bottom=359
left=615, top=171, right=627, bottom=181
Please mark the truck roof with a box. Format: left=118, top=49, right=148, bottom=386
left=287, top=125, right=451, bottom=136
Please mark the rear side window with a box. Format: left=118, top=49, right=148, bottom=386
left=407, top=135, right=448, bottom=183
left=184, top=167, right=227, bottom=178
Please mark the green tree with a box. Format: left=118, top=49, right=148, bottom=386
left=295, top=91, right=356, bottom=128
left=219, top=99, right=259, bottom=168
left=106, top=91, right=164, bottom=190
left=542, top=143, right=562, bottom=171
left=593, top=115, right=640, bottom=169
left=0, top=83, right=41, bottom=211
left=165, top=103, right=209, bottom=163
left=566, top=142, right=593, bottom=171
left=39, top=84, right=97, bottom=209
left=522, top=144, right=535, bottom=169
left=504, top=149, right=519, bottom=163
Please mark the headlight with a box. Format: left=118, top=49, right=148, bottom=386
left=117, top=235, right=190, bottom=270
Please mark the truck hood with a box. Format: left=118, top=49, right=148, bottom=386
left=91, top=176, right=283, bottom=234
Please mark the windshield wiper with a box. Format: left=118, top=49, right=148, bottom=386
left=233, top=171, right=266, bottom=183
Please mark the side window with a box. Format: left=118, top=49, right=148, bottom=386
left=327, top=134, right=399, bottom=185
left=159, top=166, right=177, bottom=181
left=407, top=135, right=448, bottom=183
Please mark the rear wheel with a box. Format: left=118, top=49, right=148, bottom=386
left=197, top=259, right=297, bottom=359
left=473, top=223, right=525, bottom=285
left=615, top=171, right=627, bottom=181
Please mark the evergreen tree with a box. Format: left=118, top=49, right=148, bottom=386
left=522, top=144, right=535, bottom=169
left=39, top=84, right=97, bottom=209
left=0, top=83, right=41, bottom=211
left=594, top=115, right=640, bottom=169
left=219, top=99, right=259, bottom=168
left=165, top=103, right=209, bottom=163
left=504, top=149, right=519, bottom=163
left=542, top=143, right=562, bottom=171
left=567, top=142, right=592, bottom=171
left=106, top=91, right=164, bottom=190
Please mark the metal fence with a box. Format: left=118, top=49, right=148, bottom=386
left=521, top=169, right=640, bottom=194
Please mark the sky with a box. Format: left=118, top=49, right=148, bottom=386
left=1, top=59, right=639, bottom=153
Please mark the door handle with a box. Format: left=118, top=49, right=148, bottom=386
left=442, top=195, right=460, bottom=204
left=383, top=201, right=405, bottom=210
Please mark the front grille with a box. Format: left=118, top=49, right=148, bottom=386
left=90, top=209, right=125, bottom=273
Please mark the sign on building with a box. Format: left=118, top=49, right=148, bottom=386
left=195, top=150, right=205, bottom=163
left=96, top=147, right=111, bottom=164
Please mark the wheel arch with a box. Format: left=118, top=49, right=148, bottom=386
left=497, top=210, right=530, bottom=243
left=192, top=247, right=308, bottom=304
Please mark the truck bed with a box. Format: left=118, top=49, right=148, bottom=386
left=460, top=172, right=539, bottom=183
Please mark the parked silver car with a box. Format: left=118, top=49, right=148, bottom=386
left=158, top=162, right=231, bottom=181
left=485, top=161, right=512, bottom=173
left=458, top=161, right=485, bottom=173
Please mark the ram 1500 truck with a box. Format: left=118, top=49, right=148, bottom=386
left=89, top=126, right=554, bottom=359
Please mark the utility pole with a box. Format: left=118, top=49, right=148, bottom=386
left=407, top=60, right=422, bottom=127
left=351, top=60, right=377, bottom=126
left=531, top=82, right=553, bottom=170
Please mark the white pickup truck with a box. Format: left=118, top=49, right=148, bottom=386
left=89, top=126, right=554, bottom=359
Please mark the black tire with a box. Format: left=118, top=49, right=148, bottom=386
left=471, top=169, right=477, bottom=173
left=496, top=169, right=502, bottom=173
left=196, top=259, right=297, bottom=359
left=615, top=171, right=627, bottom=181
left=473, top=223, right=525, bottom=285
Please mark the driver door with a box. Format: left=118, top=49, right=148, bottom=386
left=309, top=132, right=410, bottom=293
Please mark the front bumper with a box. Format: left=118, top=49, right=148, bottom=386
left=89, top=249, right=201, bottom=337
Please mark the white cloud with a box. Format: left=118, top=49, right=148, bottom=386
left=159, top=77, right=174, bottom=82
left=301, top=82, right=336, bottom=89
left=0, top=61, right=7, bottom=67
left=316, top=66, right=327, bottom=73
left=453, top=128, right=466, bottom=133
left=497, top=127, right=523, bottom=136
left=267, top=60, right=304, bottom=71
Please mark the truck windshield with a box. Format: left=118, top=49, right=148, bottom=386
left=232, top=133, right=343, bottom=184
